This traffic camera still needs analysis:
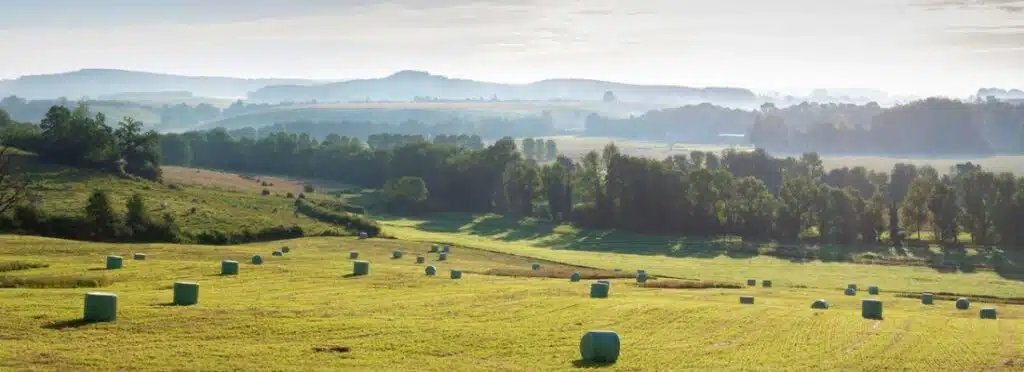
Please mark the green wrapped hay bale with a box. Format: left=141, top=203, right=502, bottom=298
left=133, top=253, right=146, bottom=260
left=845, top=288, right=856, bottom=296
left=272, top=251, right=283, bottom=257
left=570, top=272, right=582, bottom=282
left=281, top=247, right=290, bottom=253
left=439, top=252, right=448, bottom=261
left=921, top=293, right=934, bottom=305
left=636, top=272, right=648, bottom=284
left=848, top=283, right=857, bottom=290
left=416, top=256, right=425, bottom=264
left=956, top=297, right=970, bottom=310
left=762, top=280, right=772, bottom=288
left=349, top=251, right=359, bottom=259
left=740, top=296, right=755, bottom=304
left=532, top=263, right=541, bottom=271
left=392, top=250, right=403, bottom=259
left=747, top=279, right=756, bottom=286
left=450, top=269, right=462, bottom=279
left=442, top=245, right=451, bottom=253
left=251, top=255, right=263, bottom=265
left=353, top=260, right=370, bottom=276
left=811, top=299, right=829, bottom=309
left=429, top=244, right=439, bottom=253
left=980, top=307, right=997, bottom=319
left=425, top=265, right=437, bottom=276
left=173, top=282, right=199, bottom=306
left=106, top=255, right=123, bottom=270
left=862, top=299, right=883, bottom=319
left=868, top=286, right=880, bottom=295
left=590, top=282, right=610, bottom=298
left=579, top=330, right=620, bottom=364
left=83, top=292, right=118, bottom=322
left=221, top=260, right=239, bottom=275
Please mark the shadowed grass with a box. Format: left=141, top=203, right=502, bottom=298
left=0, top=275, right=112, bottom=288
left=643, top=280, right=744, bottom=290
left=479, top=267, right=633, bottom=280
left=0, top=261, right=50, bottom=273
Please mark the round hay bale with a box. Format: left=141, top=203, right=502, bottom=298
left=980, top=307, right=997, bottom=319
left=221, top=260, right=239, bottom=275
left=848, top=283, right=857, bottom=290
left=921, top=293, right=934, bottom=305
left=133, top=253, right=146, bottom=260
left=416, top=256, right=425, bottom=264
left=358, top=232, right=368, bottom=239
left=956, top=297, right=970, bottom=310
left=570, top=272, right=582, bottom=282
left=740, top=296, right=755, bottom=304
left=532, top=263, right=541, bottom=271
left=442, top=245, right=451, bottom=253
left=173, top=282, right=199, bottom=306
left=845, top=288, right=856, bottom=296
left=349, top=251, right=359, bottom=259
left=862, top=299, right=883, bottom=319
left=590, top=282, right=610, bottom=298
left=272, top=251, right=283, bottom=257
left=106, top=255, right=123, bottom=270
left=393, top=250, right=403, bottom=259
left=281, top=247, right=290, bottom=253
left=762, top=280, right=772, bottom=288
left=450, top=269, right=462, bottom=279
left=83, top=292, right=118, bottom=322
left=636, top=272, right=648, bottom=284
left=746, top=279, right=756, bottom=286
left=429, top=244, right=439, bottom=253
left=353, top=260, right=370, bottom=276
left=425, top=265, right=437, bottom=276
left=868, top=286, right=880, bottom=295
left=439, top=252, right=448, bottom=261
left=811, top=299, right=829, bottom=309
left=251, top=255, right=263, bottom=265
left=579, top=330, right=620, bottom=364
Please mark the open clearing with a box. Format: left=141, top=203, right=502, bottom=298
left=1, top=235, right=1021, bottom=371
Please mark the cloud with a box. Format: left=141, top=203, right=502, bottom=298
left=917, top=0, right=1024, bottom=12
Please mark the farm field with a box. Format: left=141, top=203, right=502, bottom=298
left=1, top=235, right=1022, bottom=371
left=543, top=136, right=1024, bottom=174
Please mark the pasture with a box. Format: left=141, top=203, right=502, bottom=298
left=1, top=235, right=1022, bottom=371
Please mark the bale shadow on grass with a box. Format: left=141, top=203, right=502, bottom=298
left=342, top=273, right=359, bottom=278
left=572, top=360, right=615, bottom=368
left=41, top=319, right=92, bottom=330
left=86, top=268, right=109, bottom=271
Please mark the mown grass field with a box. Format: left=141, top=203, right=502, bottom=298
left=1, top=235, right=1022, bottom=371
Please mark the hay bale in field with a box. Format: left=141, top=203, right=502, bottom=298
left=956, top=297, right=970, bottom=310
left=762, top=280, right=772, bottom=288
left=416, top=256, right=425, bottom=264
left=862, top=299, right=883, bottom=319
left=425, top=265, right=437, bottom=276
left=921, top=293, right=933, bottom=305
left=570, top=272, right=582, bottom=282
left=579, top=330, right=620, bottom=364
left=442, top=245, right=451, bottom=253
left=532, top=263, right=541, bottom=271
left=251, top=255, right=263, bottom=265
left=747, top=279, right=756, bottom=286
left=106, top=256, right=123, bottom=270
left=740, top=296, right=755, bottom=304
left=133, top=253, right=146, bottom=260
left=429, top=244, right=439, bottom=253
left=353, top=260, right=370, bottom=276
left=439, top=252, right=448, bottom=261
left=590, top=282, right=610, bottom=298
left=636, top=272, right=648, bottom=284
left=281, top=247, right=290, bottom=253
left=221, top=260, right=239, bottom=275
left=811, top=299, right=829, bottom=309
left=349, top=251, right=359, bottom=259
left=980, top=307, right=997, bottom=319
left=848, top=283, right=857, bottom=290
left=172, top=282, right=199, bottom=306
left=393, top=250, right=403, bottom=259
left=272, top=251, right=283, bottom=257
left=83, top=292, right=117, bottom=322
left=450, top=269, right=462, bottom=279
left=845, top=288, right=856, bottom=296
left=868, top=286, right=879, bottom=295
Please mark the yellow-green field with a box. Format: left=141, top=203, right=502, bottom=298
left=1, top=235, right=1022, bottom=371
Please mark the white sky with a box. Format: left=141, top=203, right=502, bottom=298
left=0, top=0, right=1022, bottom=96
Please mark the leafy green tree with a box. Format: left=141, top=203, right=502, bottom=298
left=85, top=190, right=120, bottom=240
left=927, top=183, right=960, bottom=242
left=382, top=176, right=429, bottom=214
left=901, top=177, right=933, bottom=239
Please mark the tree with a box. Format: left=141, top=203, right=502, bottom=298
left=545, top=139, right=557, bottom=161
left=957, top=170, right=995, bottom=244
left=602, top=91, right=617, bottom=102
left=382, top=176, right=429, bottom=214
left=115, top=117, right=162, bottom=181
left=901, top=177, right=933, bottom=239
left=84, top=190, right=120, bottom=240
left=927, top=183, right=960, bottom=242
left=0, top=146, right=29, bottom=215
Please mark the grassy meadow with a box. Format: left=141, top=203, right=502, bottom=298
left=2, top=235, right=1023, bottom=371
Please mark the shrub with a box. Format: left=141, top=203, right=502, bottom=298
left=293, top=199, right=381, bottom=236
left=261, top=189, right=271, bottom=196
left=298, top=193, right=306, bottom=199
left=0, top=261, right=49, bottom=273
left=261, top=181, right=269, bottom=187
left=0, top=275, right=113, bottom=288
left=482, top=267, right=630, bottom=280
left=304, top=184, right=315, bottom=193
left=286, top=192, right=295, bottom=198
left=644, top=280, right=743, bottom=290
